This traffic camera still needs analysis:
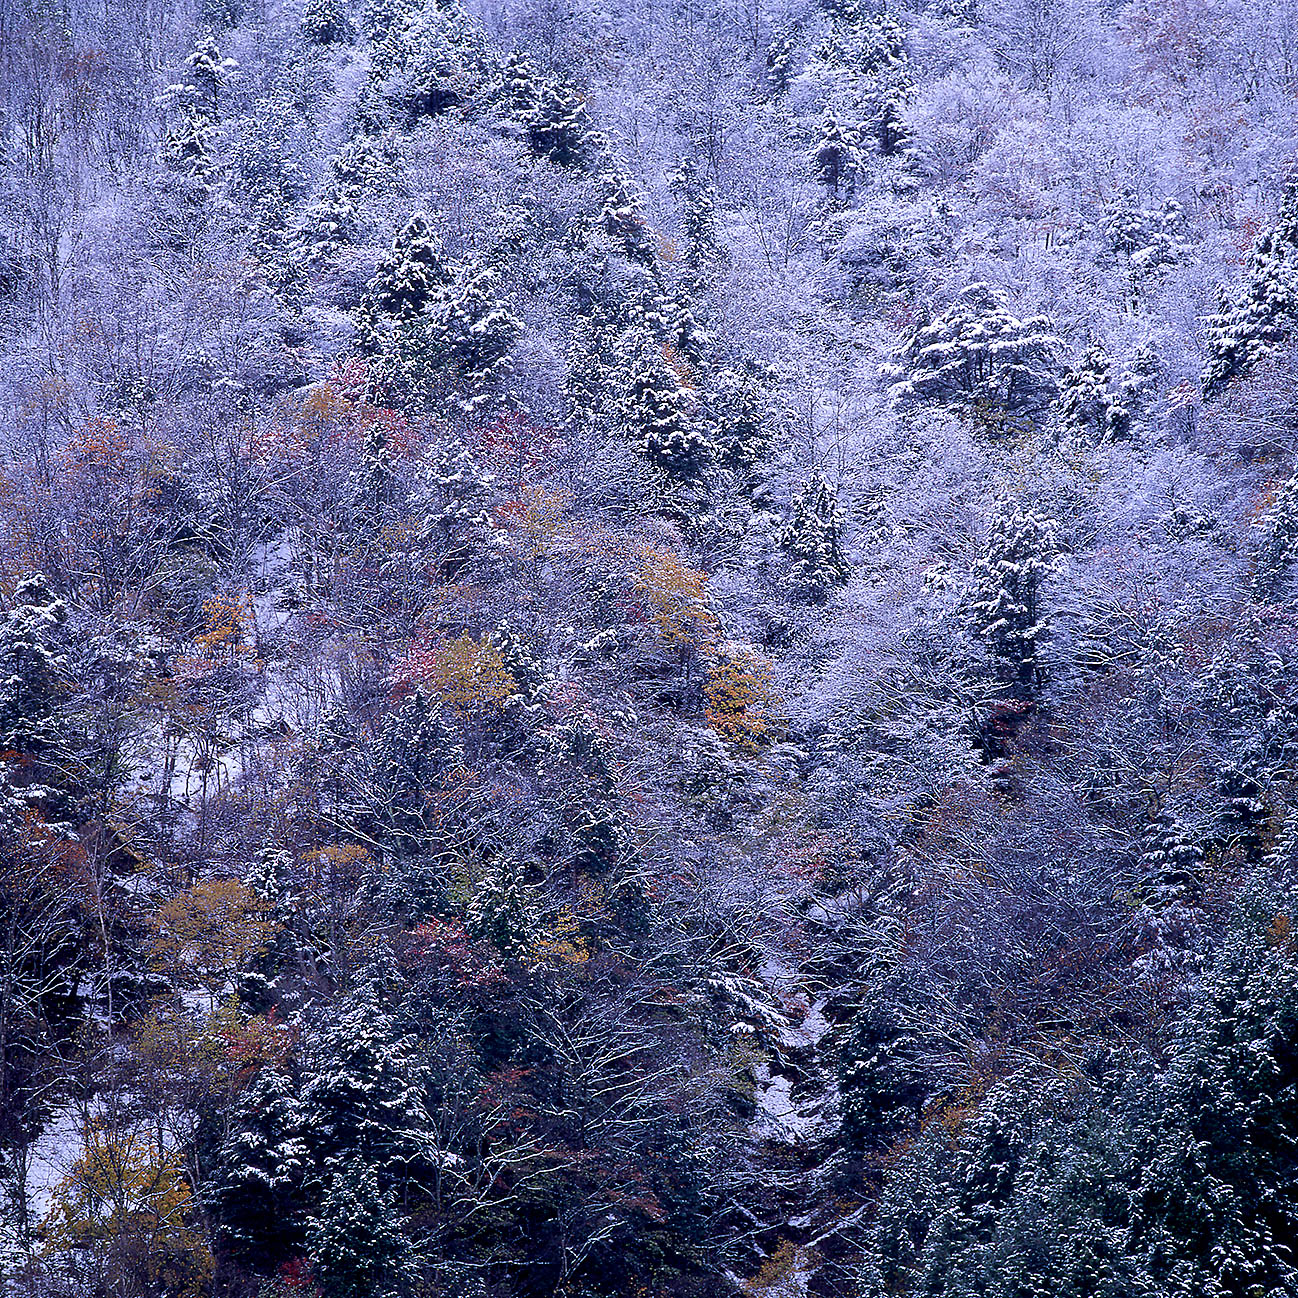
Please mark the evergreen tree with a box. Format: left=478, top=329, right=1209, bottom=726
left=415, top=436, right=499, bottom=567
left=596, top=170, right=657, bottom=267
left=184, top=29, right=237, bottom=112
left=369, top=213, right=453, bottom=320
left=302, top=181, right=357, bottom=263
left=1250, top=472, right=1298, bottom=600
left=1127, top=906, right=1298, bottom=1298
left=1202, top=185, right=1298, bottom=399
left=490, top=621, right=548, bottom=707
left=397, top=5, right=481, bottom=120
left=1216, top=758, right=1269, bottom=864
left=884, top=284, right=1061, bottom=422
left=501, top=49, right=541, bottom=118
left=811, top=115, right=863, bottom=205
left=307, top=1162, right=415, bottom=1298
left=838, top=1002, right=926, bottom=1152
left=359, top=689, right=460, bottom=856
left=346, top=418, right=398, bottom=529
left=874, top=95, right=912, bottom=158
left=1058, top=346, right=1130, bottom=441
left=707, top=365, right=772, bottom=471
left=765, top=29, right=798, bottom=97
left=159, top=33, right=236, bottom=181
left=1136, top=811, right=1205, bottom=910
left=302, top=0, right=355, bottom=44
left=433, top=265, right=523, bottom=411
left=466, top=857, right=535, bottom=961
left=964, top=502, right=1061, bottom=690
left=300, top=1001, right=437, bottom=1185
left=668, top=157, right=721, bottom=270
left=780, top=470, right=851, bottom=602
left=526, top=81, right=600, bottom=166
left=617, top=334, right=711, bottom=479
left=0, top=574, right=71, bottom=763
left=210, top=1069, right=311, bottom=1271
left=1130, top=809, right=1206, bottom=990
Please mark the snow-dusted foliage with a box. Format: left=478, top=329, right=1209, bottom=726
left=3, top=0, right=1298, bottom=1293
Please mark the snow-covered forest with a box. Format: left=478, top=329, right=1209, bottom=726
left=2, top=0, right=1297, bottom=1292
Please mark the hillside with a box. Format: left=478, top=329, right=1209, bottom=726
left=2, top=0, right=1298, bottom=1295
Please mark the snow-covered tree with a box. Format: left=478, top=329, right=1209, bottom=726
left=1250, top=473, right=1298, bottom=599
left=964, top=502, right=1061, bottom=689
left=1128, top=912, right=1298, bottom=1297
left=526, top=81, right=600, bottom=166
left=307, top=1162, right=415, bottom=1298
left=302, top=0, right=355, bottom=44
left=596, top=170, right=657, bottom=267
left=1202, top=185, right=1298, bottom=399
left=884, top=284, right=1060, bottom=422
left=1058, top=346, right=1130, bottom=441
left=617, top=334, right=711, bottom=479
left=780, top=470, right=851, bottom=602
left=466, top=857, right=535, bottom=961
left=432, top=266, right=523, bottom=411
left=369, top=212, right=453, bottom=320
left=707, top=365, right=773, bottom=471
left=811, top=115, right=864, bottom=205
left=347, top=418, right=398, bottom=528
left=668, top=157, right=721, bottom=270
left=210, top=1069, right=310, bottom=1270
left=300, top=1001, right=437, bottom=1183
left=0, top=574, right=70, bottom=763
left=415, top=436, right=500, bottom=567
left=501, top=49, right=541, bottom=118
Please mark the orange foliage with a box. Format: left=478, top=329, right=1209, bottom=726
left=705, top=645, right=778, bottom=749
left=496, top=484, right=573, bottom=559
left=395, top=633, right=516, bottom=713
left=193, top=593, right=251, bottom=661
left=631, top=545, right=717, bottom=650
left=148, top=879, right=279, bottom=1000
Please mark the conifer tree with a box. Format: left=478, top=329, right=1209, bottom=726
left=766, top=30, right=798, bottom=97
left=1058, top=346, right=1130, bottom=441
left=300, top=1001, right=437, bottom=1183
left=160, top=31, right=236, bottom=180
left=1202, top=185, right=1298, bottom=399
left=779, top=470, right=851, bottom=602
left=707, top=365, right=773, bottom=471
left=347, top=419, right=397, bottom=529
left=307, top=1162, right=415, bottom=1298
left=501, top=49, right=541, bottom=118
left=369, top=213, right=453, bottom=320
left=596, top=170, right=657, bottom=267
left=839, top=1002, right=926, bottom=1152
left=668, top=157, right=721, bottom=270
left=1215, top=759, right=1269, bottom=863
left=1250, top=472, right=1298, bottom=600
left=617, top=335, right=711, bottom=479
left=433, top=266, right=523, bottom=411
left=884, top=284, right=1060, bottom=421
left=399, top=5, right=481, bottom=119
left=466, top=857, right=535, bottom=961
left=1127, top=910, right=1298, bottom=1298
left=964, top=502, right=1061, bottom=690
left=490, top=621, right=547, bottom=707
left=811, top=115, right=863, bottom=205
left=0, top=574, right=71, bottom=763
left=184, top=29, right=237, bottom=112
left=210, top=1069, right=311, bottom=1271
left=526, top=82, right=599, bottom=166
left=302, top=0, right=355, bottom=44
left=415, top=437, right=500, bottom=570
